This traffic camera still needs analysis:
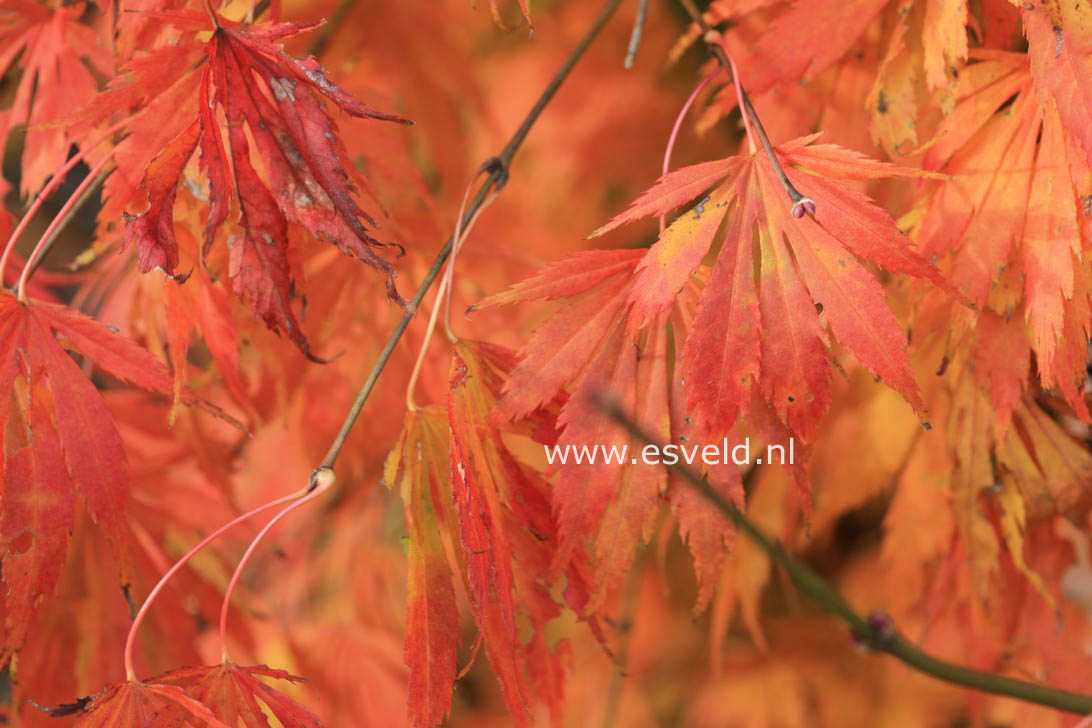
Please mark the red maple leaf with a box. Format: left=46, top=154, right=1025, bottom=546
left=79, top=13, right=411, bottom=358
left=0, top=292, right=223, bottom=657
left=385, top=341, right=574, bottom=728
left=384, top=408, right=460, bottom=728
left=69, top=679, right=229, bottom=727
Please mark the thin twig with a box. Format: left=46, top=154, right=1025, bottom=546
left=596, top=397, right=1092, bottom=716
left=124, top=487, right=309, bottom=680
left=0, top=118, right=126, bottom=285
left=624, top=0, right=649, bottom=69
left=317, top=0, right=624, bottom=470
left=443, top=173, right=496, bottom=341
left=725, top=52, right=755, bottom=154
left=17, top=159, right=114, bottom=302
left=661, top=70, right=718, bottom=233
left=218, top=469, right=334, bottom=662
left=675, top=0, right=814, bottom=215
left=404, top=186, right=496, bottom=410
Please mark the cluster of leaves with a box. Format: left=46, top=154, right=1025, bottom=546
left=3, top=0, right=1092, bottom=725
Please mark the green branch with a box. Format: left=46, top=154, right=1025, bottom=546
left=596, top=396, right=1092, bottom=716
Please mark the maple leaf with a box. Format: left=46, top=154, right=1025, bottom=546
left=448, top=341, right=565, bottom=726
left=731, top=0, right=891, bottom=96
left=877, top=337, right=1092, bottom=615
left=383, top=407, right=459, bottom=728
left=915, top=50, right=1092, bottom=420
left=159, top=662, right=323, bottom=727
left=865, top=6, right=921, bottom=155
left=859, top=0, right=970, bottom=154
left=386, top=341, right=573, bottom=728
left=1022, top=0, right=1092, bottom=167
left=922, top=0, right=970, bottom=90
left=709, top=464, right=792, bottom=664
left=842, top=314, right=1092, bottom=613
left=474, top=250, right=747, bottom=610
left=472, top=248, right=648, bottom=423
left=472, top=250, right=674, bottom=588
left=590, top=136, right=947, bottom=442
left=165, top=272, right=249, bottom=419
left=7, top=388, right=270, bottom=723
left=70, top=679, right=229, bottom=727
left=589, top=320, right=677, bottom=604
left=2, top=380, right=72, bottom=659
left=0, top=292, right=221, bottom=656
left=472, top=139, right=947, bottom=608
left=160, top=220, right=250, bottom=418
left=79, top=15, right=411, bottom=358
left=0, top=0, right=112, bottom=195
left=686, top=0, right=973, bottom=138
left=960, top=333, right=1091, bottom=585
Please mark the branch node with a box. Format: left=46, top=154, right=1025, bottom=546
left=790, top=197, right=816, bottom=219
left=852, top=610, right=897, bottom=652
left=480, top=156, right=510, bottom=192
left=309, top=466, right=336, bottom=493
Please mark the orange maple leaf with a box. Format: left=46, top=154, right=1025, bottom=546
left=590, top=136, right=949, bottom=441
left=1023, top=1, right=1092, bottom=166
left=0, top=0, right=112, bottom=195
left=160, top=663, right=322, bottom=727
left=472, top=250, right=680, bottom=594
left=916, top=50, right=1092, bottom=421
left=472, top=138, right=948, bottom=608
